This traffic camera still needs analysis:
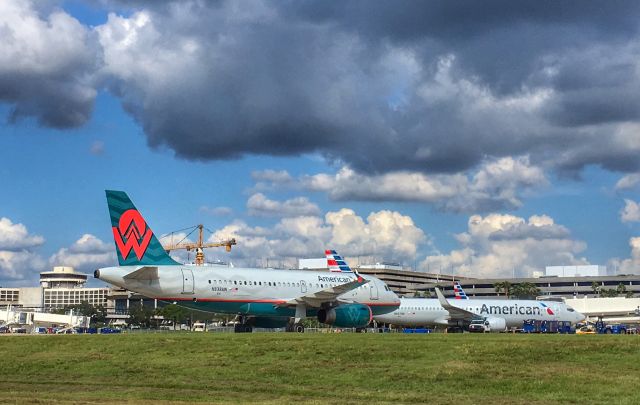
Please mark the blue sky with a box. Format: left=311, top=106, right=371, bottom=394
left=0, top=1, right=639, bottom=286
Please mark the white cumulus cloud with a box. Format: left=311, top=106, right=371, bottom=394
left=421, top=213, right=587, bottom=278
left=298, top=156, right=547, bottom=212
left=247, top=193, right=320, bottom=217
left=0, top=217, right=44, bottom=251
left=0, top=217, right=46, bottom=282
left=609, top=237, right=640, bottom=275
left=49, top=234, right=115, bottom=273
left=206, top=208, right=427, bottom=268
left=621, top=199, right=640, bottom=223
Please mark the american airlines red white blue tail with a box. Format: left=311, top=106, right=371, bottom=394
left=95, top=191, right=400, bottom=332
left=453, top=281, right=468, bottom=300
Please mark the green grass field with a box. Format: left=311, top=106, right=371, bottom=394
left=1, top=333, right=639, bottom=404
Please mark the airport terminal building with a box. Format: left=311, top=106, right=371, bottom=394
left=299, top=259, right=640, bottom=299
left=0, top=266, right=109, bottom=310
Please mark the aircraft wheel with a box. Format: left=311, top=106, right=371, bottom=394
left=295, top=324, right=305, bottom=333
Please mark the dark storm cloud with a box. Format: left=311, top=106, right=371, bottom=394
left=4, top=0, right=640, bottom=177
left=0, top=1, right=98, bottom=128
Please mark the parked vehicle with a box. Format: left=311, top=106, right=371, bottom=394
left=576, top=325, right=596, bottom=335
left=402, top=328, right=431, bottom=334
left=595, top=320, right=627, bottom=334
left=522, top=320, right=574, bottom=334
left=98, top=327, right=121, bottom=334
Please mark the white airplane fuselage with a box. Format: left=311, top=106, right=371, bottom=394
left=374, top=297, right=585, bottom=327
left=96, top=265, right=400, bottom=318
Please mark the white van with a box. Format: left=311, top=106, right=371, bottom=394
left=192, top=322, right=206, bottom=332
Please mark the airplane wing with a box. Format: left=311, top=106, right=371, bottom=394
left=435, top=287, right=477, bottom=321
left=277, top=278, right=369, bottom=308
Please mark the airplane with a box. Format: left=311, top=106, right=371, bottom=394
left=95, top=190, right=400, bottom=332
left=374, top=285, right=585, bottom=332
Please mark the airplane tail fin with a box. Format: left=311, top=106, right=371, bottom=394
left=106, top=190, right=180, bottom=266
left=325, top=250, right=353, bottom=273
left=453, top=281, right=468, bottom=300
left=325, top=250, right=364, bottom=282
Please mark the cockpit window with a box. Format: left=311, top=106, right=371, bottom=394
left=567, top=307, right=575, bottom=312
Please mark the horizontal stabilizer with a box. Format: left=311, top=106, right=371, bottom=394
left=123, top=266, right=158, bottom=280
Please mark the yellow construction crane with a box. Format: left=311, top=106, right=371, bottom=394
left=162, top=224, right=236, bottom=265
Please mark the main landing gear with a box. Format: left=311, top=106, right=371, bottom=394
left=234, top=324, right=253, bottom=333
left=285, top=323, right=305, bottom=333
left=233, top=315, right=253, bottom=333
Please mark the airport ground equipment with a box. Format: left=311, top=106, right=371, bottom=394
left=595, top=320, right=627, bottom=334
left=522, top=320, right=573, bottom=333
left=402, top=328, right=431, bottom=333
left=0, top=306, right=90, bottom=333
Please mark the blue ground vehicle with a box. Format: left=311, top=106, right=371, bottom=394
left=402, top=328, right=431, bottom=334
left=522, top=320, right=574, bottom=334
left=98, top=327, right=122, bottom=334
left=595, top=320, right=627, bottom=334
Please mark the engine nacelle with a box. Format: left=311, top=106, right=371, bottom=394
left=317, top=304, right=372, bottom=328
left=485, top=317, right=506, bottom=332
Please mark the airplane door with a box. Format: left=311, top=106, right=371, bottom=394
left=370, top=282, right=379, bottom=300
left=300, top=280, right=307, bottom=293
left=181, top=268, right=194, bottom=294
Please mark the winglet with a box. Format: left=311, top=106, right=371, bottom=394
left=435, top=287, right=454, bottom=309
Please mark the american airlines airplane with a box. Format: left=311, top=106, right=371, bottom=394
left=374, top=283, right=585, bottom=332
left=95, top=191, right=400, bottom=332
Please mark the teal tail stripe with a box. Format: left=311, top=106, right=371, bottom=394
left=106, top=190, right=179, bottom=266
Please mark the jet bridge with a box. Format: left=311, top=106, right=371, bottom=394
left=0, top=306, right=90, bottom=333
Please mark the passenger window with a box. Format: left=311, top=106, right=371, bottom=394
left=208, top=280, right=211, bottom=284
left=234, top=280, right=237, bottom=285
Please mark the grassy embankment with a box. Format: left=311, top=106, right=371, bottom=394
left=1, top=333, right=639, bottom=404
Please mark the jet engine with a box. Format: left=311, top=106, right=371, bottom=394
left=317, top=304, right=372, bottom=328
left=485, top=317, right=507, bottom=332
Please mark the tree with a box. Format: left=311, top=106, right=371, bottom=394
left=510, top=283, right=541, bottom=299
left=600, top=288, right=618, bottom=298
left=128, top=303, right=155, bottom=328
left=156, top=304, right=190, bottom=330
left=591, top=281, right=601, bottom=297
left=494, top=281, right=512, bottom=298
left=616, top=283, right=628, bottom=296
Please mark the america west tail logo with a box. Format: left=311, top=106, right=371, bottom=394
left=106, top=190, right=180, bottom=266
left=112, top=209, right=152, bottom=260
